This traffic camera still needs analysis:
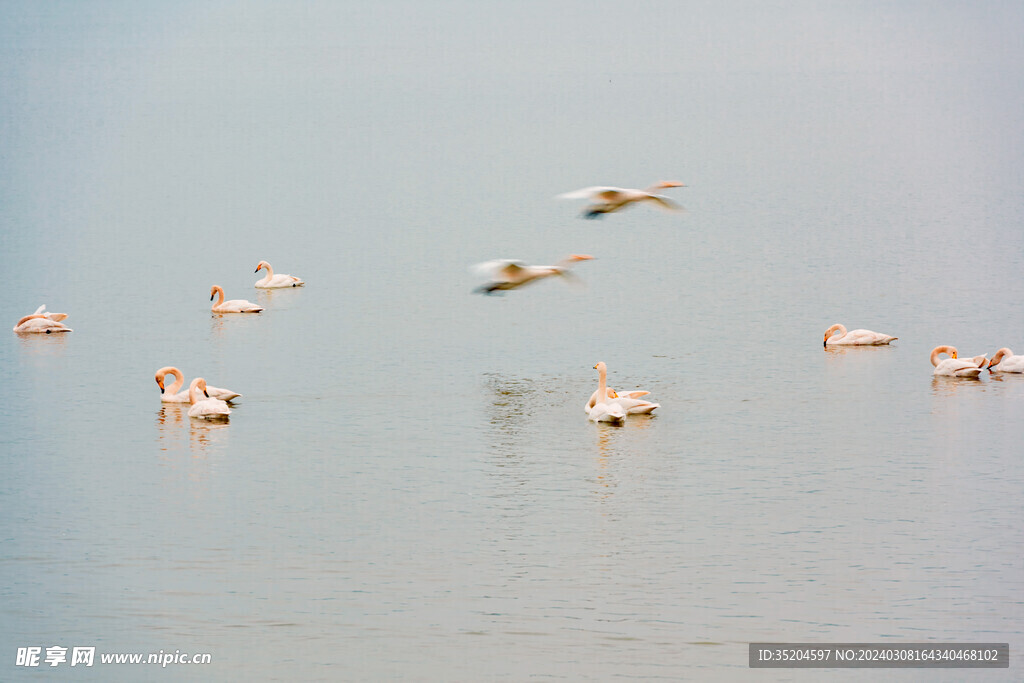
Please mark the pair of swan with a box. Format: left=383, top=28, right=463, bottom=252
left=586, top=361, right=659, bottom=423
left=824, top=323, right=897, bottom=346
left=930, top=346, right=986, bottom=377
left=557, top=181, right=685, bottom=219
left=187, top=378, right=231, bottom=419
left=472, top=254, right=593, bottom=294
left=155, top=367, right=240, bottom=402
left=254, top=260, right=304, bottom=288
left=13, top=305, right=72, bottom=333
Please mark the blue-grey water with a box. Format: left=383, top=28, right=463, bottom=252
left=2, top=2, right=1023, bottom=680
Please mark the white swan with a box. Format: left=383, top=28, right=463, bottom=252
left=13, top=304, right=72, bottom=333
left=254, top=260, right=304, bottom=288
left=472, top=255, right=593, bottom=294
left=188, top=378, right=232, bottom=419
left=930, top=345, right=984, bottom=377
left=557, top=180, right=685, bottom=218
left=210, top=285, right=263, bottom=313
left=823, top=323, right=897, bottom=347
left=988, top=348, right=1024, bottom=373
left=587, top=362, right=626, bottom=423
left=585, top=362, right=659, bottom=415
left=155, top=366, right=241, bottom=402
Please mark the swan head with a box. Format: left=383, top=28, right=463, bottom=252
left=568, top=254, right=594, bottom=263
left=655, top=181, right=685, bottom=189
left=209, top=285, right=222, bottom=301
left=929, top=345, right=958, bottom=366
left=823, top=324, right=845, bottom=347
left=189, top=377, right=211, bottom=401
left=255, top=260, right=270, bottom=273
left=593, top=361, right=607, bottom=372
left=988, top=348, right=1012, bottom=368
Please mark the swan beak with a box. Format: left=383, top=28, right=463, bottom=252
left=254, top=266, right=260, bottom=273
left=951, top=351, right=958, bottom=359
left=823, top=338, right=827, bottom=347
left=155, top=377, right=164, bottom=392
left=210, top=292, right=216, bottom=301
left=204, top=390, right=210, bottom=398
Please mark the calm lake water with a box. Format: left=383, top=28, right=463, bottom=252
left=2, top=2, right=1023, bottom=680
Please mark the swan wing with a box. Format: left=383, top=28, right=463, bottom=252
left=556, top=186, right=625, bottom=200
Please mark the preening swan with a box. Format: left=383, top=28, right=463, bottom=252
left=988, top=348, right=1024, bottom=373
left=155, top=366, right=241, bottom=402
left=187, top=378, right=232, bottom=419
left=13, top=304, right=72, bottom=333
left=254, top=260, right=304, bottom=288
left=557, top=181, right=685, bottom=218
left=823, top=324, right=897, bottom=347
left=210, top=285, right=263, bottom=313
left=471, top=254, right=593, bottom=294
left=585, top=362, right=659, bottom=415
left=587, top=362, right=626, bottom=423
left=930, top=346, right=984, bottom=377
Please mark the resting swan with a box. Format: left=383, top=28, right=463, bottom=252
left=988, top=348, right=1024, bottom=373
left=930, top=345, right=984, bottom=377
left=585, top=362, right=659, bottom=415
left=823, top=323, right=897, bottom=346
left=210, top=285, right=263, bottom=313
left=155, top=366, right=241, bottom=402
left=13, top=304, right=72, bottom=333
left=254, top=260, right=304, bottom=288
left=188, top=378, right=232, bottom=419
left=557, top=181, right=685, bottom=219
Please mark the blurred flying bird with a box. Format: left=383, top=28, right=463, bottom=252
left=557, top=181, right=685, bottom=218
left=470, top=254, right=594, bottom=295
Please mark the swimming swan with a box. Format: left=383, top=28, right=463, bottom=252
left=13, top=304, right=72, bottom=333
left=155, top=366, right=241, bottom=402
left=188, top=378, right=232, bottom=419
left=210, top=285, right=264, bottom=313
left=587, top=362, right=627, bottom=423
left=823, top=323, right=897, bottom=347
left=585, top=362, right=658, bottom=414
left=254, top=260, right=304, bottom=288
left=988, top=348, right=1024, bottom=373
left=930, top=345, right=983, bottom=377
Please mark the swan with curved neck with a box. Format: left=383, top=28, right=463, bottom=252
left=254, top=260, right=304, bottom=288
left=587, top=362, right=626, bottom=423
left=585, top=362, right=659, bottom=415
left=187, top=378, right=231, bottom=419
left=823, top=323, right=897, bottom=347
left=155, top=366, right=241, bottom=402
left=930, top=345, right=983, bottom=377
left=557, top=181, right=685, bottom=218
left=210, top=285, right=264, bottom=313
left=988, top=348, right=1024, bottom=373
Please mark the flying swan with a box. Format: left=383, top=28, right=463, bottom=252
left=471, top=255, right=593, bottom=294
left=557, top=181, right=685, bottom=219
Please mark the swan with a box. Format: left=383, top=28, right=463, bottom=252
left=587, top=362, right=626, bottom=423
left=155, top=366, right=241, bottom=402
left=585, top=362, right=659, bottom=414
left=187, top=378, right=232, bottom=419
left=557, top=181, right=685, bottom=218
left=472, top=254, right=593, bottom=294
left=13, top=304, right=72, bottom=333
left=823, top=323, right=897, bottom=347
left=210, top=285, right=263, bottom=313
left=988, top=348, right=1024, bottom=373
left=930, top=346, right=984, bottom=377
left=254, top=260, right=304, bottom=288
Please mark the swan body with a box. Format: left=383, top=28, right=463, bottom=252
left=13, top=304, right=72, bottom=333
left=254, top=260, right=304, bottom=288
left=187, top=378, right=232, bottom=419
left=155, top=366, right=241, bottom=402
left=930, top=345, right=984, bottom=377
left=472, top=254, right=593, bottom=294
left=587, top=362, right=659, bottom=415
left=823, top=323, right=897, bottom=346
left=557, top=180, right=684, bottom=218
left=988, top=348, right=1024, bottom=373
left=210, top=285, right=263, bottom=313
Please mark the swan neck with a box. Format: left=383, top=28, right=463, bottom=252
left=167, top=368, right=184, bottom=395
